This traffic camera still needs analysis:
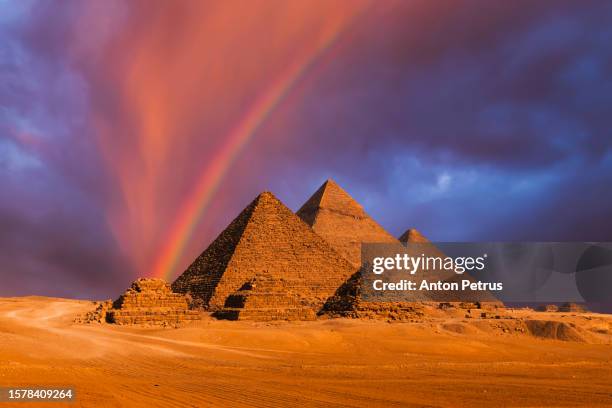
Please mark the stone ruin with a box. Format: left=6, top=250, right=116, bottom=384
left=74, top=299, right=113, bottom=324
left=214, top=272, right=316, bottom=321
left=106, top=278, right=200, bottom=326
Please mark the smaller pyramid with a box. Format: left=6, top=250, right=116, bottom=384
left=297, top=179, right=398, bottom=266
left=399, top=228, right=429, bottom=243
left=215, top=272, right=316, bottom=321
left=322, top=270, right=427, bottom=319
left=107, top=278, right=200, bottom=325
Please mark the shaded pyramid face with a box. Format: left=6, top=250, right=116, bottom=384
left=297, top=179, right=398, bottom=266
left=172, top=192, right=355, bottom=311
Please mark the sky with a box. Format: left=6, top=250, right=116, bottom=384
left=1, top=0, right=612, bottom=298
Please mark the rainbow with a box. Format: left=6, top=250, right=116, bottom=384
left=152, top=9, right=369, bottom=281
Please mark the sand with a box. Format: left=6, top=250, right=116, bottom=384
left=1, top=297, right=612, bottom=407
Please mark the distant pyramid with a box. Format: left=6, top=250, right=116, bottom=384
left=297, top=179, right=398, bottom=266
left=399, top=228, right=429, bottom=243
left=172, top=192, right=355, bottom=312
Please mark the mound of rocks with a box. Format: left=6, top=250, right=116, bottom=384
left=74, top=300, right=113, bottom=324
left=107, top=279, right=200, bottom=326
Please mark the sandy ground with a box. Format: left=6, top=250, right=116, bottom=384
left=1, top=297, right=612, bottom=407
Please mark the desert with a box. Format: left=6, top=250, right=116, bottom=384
left=1, top=296, right=612, bottom=407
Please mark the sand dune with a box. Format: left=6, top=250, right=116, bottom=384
left=1, top=297, right=612, bottom=407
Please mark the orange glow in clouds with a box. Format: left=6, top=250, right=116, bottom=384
left=90, top=1, right=371, bottom=280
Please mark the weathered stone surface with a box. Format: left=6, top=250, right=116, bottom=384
left=297, top=179, right=398, bottom=267
left=107, top=278, right=200, bottom=325
left=215, top=272, right=316, bottom=321
left=172, top=191, right=355, bottom=314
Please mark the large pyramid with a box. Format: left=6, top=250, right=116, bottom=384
left=171, top=192, right=355, bottom=312
left=296, top=179, right=398, bottom=266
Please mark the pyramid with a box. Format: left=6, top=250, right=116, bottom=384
left=296, top=179, right=398, bottom=266
left=214, top=272, right=316, bottom=321
left=172, top=192, right=355, bottom=313
left=322, top=226, right=501, bottom=315
left=399, top=228, right=429, bottom=243
left=107, top=279, right=200, bottom=325
left=322, top=269, right=429, bottom=319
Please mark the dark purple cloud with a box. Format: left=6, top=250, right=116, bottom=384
left=1, top=0, right=611, bottom=298
left=0, top=1, right=129, bottom=298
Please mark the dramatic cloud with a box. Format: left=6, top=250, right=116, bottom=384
left=1, top=0, right=611, bottom=297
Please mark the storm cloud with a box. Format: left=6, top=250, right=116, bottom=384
left=1, top=0, right=611, bottom=298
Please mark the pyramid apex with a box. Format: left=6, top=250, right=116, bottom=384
left=253, top=190, right=282, bottom=206
left=321, top=178, right=344, bottom=192
left=298, top=179, right=364, bottom=217
left=399, top=228, right=429, bottom=243
left=257, top=190, right=276, bottom=199
left=297, top=179, right=398, bottom=266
